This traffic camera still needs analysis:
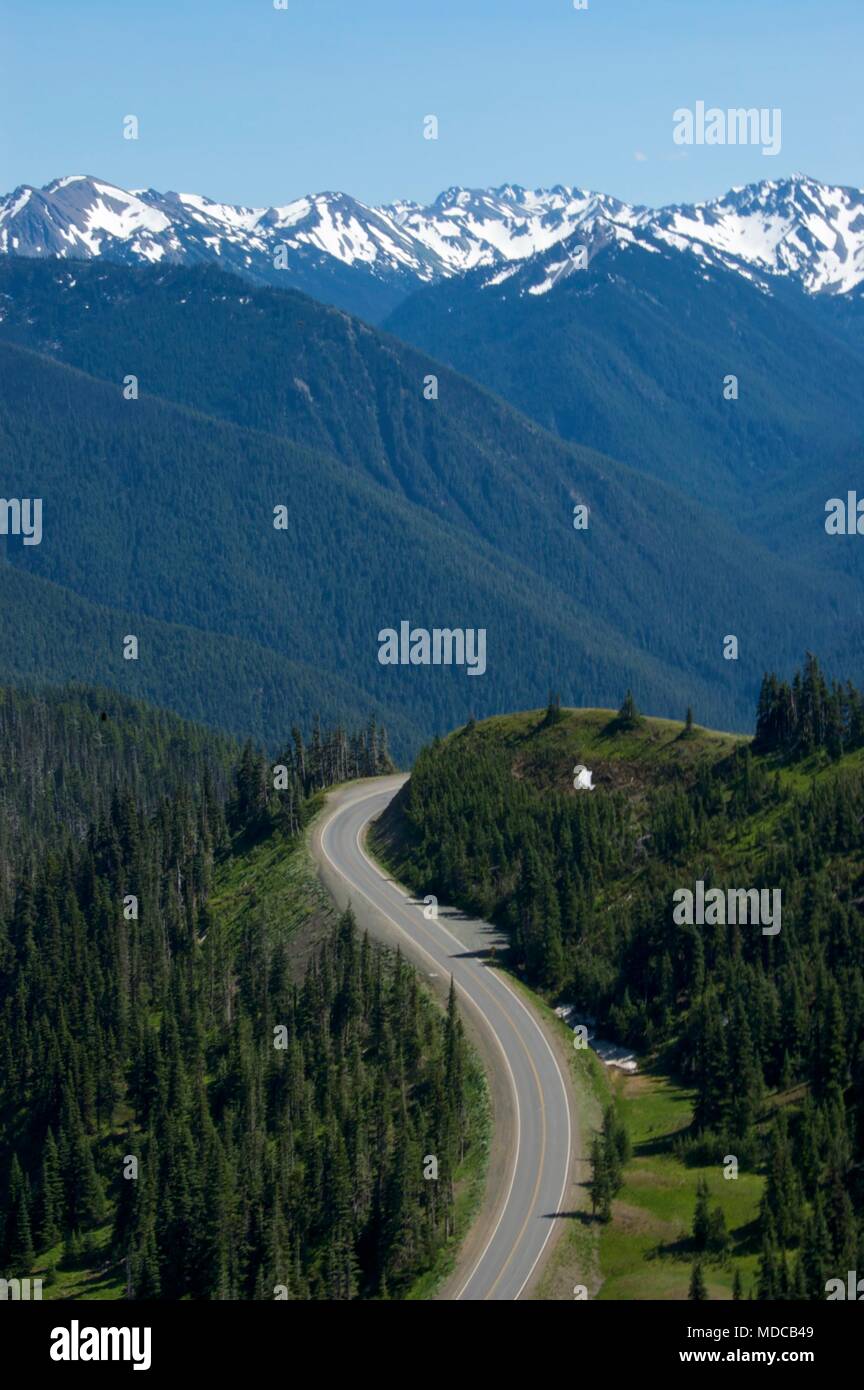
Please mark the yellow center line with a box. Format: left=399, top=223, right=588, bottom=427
left=319, top=784, right=564, bottom=1300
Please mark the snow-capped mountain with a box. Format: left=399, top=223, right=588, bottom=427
left=1, top=173, right=862, bottom=320
left=0, top=174, right=642, bottom=281
left=465, top=175, right=864, bottom=300
left=648, top=177, right=864, bottom=296
left=386, top=183, right=642, bottom=273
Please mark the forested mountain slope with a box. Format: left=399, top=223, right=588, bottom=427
left=374, top=660, right=864, bottom=1297
left=0, top=684, right=236, bottom=891
left=385, top=232, right=864, bottom=558
left=0, top=565, right=420, bottom=757
left=1, top=260, right=859, bottom=747
left=0, top=338, right=730, bottom=754
left=0, top=687, right=480, bottom=1299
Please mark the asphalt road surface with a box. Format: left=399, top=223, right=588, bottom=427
left=313, top=775, right=573, bottom=1301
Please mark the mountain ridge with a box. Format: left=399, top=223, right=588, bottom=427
left=3, top=172, right=863, bottom=321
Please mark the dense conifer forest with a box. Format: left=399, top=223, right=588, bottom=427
left=2, top=257, right=859, bottom=754
left=0, top=686, right=476, bottom=1299
left=377, top=658, right=864, bottom=1297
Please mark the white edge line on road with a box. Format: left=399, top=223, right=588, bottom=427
left=351, top=790, right=575, bottom=1300
left=494, top=971, right=573, bottom=1299
left=317, top=789, right=523, bottom=1301
left=339, top=788, right=574, bottom=1300
left=399, top=889, right=574, bottom=1299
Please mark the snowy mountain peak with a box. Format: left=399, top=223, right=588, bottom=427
left=1, top=173, right=863, bottom=307
left=650, top=175, right=864, bottom=294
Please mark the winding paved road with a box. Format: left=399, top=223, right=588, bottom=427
left=312, top=775, right=574, bottom=1301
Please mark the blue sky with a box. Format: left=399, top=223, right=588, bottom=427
left=2, top=0, right=861, bottom=207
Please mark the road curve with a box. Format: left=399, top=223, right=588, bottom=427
left=312, top=775, right=574, bottom=1301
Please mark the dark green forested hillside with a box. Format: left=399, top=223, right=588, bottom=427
left=1, top=336, right=766, bottom=755
left=374, top=658, right=864, bottom=1297
left=0, top=565, right=421, bottom=756
left=0, top=687, right=479, bottom=1299
left=0, top=685, right=237, bottom=889
left=385, top=232, right=864, bottom=559
left=1, top=258, right=859, bottom=749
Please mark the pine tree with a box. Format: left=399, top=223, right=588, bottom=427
left=801, top=1195, right=831, bottom=1299
left=692, top=1177, right=711, bottom=1252
left=707, top=1205, right=728, bottom=1255
left=38, top=1129, right=65, bottom=1250
left=689, top=1262, right=708, bottom=1300
left=757, top=1214, right=780, bottom=1300
left=4, top=1154, right=35, bottom=1270
left=814, top=979, right=848, bottom=1100
left=616, top=690, right=642, bottom=730
left=542, top=692, right=564, bottom=727
left=589, top=1135, right=602, bottom=1215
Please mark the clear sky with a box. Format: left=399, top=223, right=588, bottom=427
left=2, top=0, right=861, bottom=208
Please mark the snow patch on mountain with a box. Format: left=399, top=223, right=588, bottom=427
left=1, top=172, right=862, bottom=300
